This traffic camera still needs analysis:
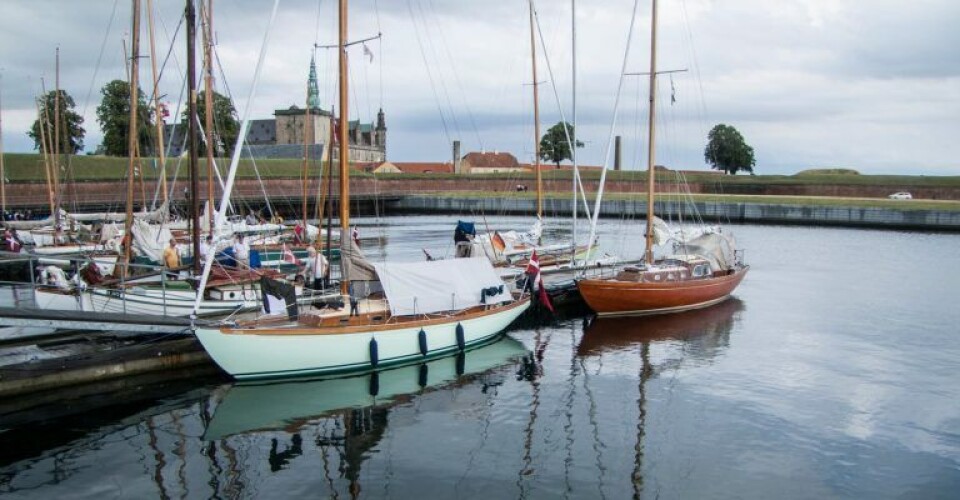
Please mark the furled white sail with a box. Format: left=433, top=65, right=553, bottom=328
left=374, top=257, right=511, bottom=316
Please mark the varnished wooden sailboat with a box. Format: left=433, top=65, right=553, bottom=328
left=576, top=0, right=748, bottom=317
left=193, top=0, right=530, bottom=380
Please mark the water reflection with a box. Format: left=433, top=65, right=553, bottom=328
left=203, top=336, right=528, bottom=497
left=577, top=298, right=744, bottom=499
left=578, top=297, right=744, bottom=357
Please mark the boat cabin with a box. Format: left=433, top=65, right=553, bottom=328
left=615, top=255, right=714, bottom=283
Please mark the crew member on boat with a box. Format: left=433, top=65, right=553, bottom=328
left=233, top=233, right=250, bottom=269
left=163, top=238, right=181, bottom=270
left=199, top=235, right=214, bottom=262
left=303, top=245, right=328, bottom=290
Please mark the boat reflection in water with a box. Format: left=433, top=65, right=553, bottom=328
left=203, top=335, right=529, bottom=440
left=576, top=297, right=743, bottom=499
left=578, top=297, right=744, bottom=357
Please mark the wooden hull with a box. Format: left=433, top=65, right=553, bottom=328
left=195, top=297, right=531, bottom=380
left=577, top=266, right=749, bottom=316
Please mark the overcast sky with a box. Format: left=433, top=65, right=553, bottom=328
left=1, top=0, right=957, bottom=175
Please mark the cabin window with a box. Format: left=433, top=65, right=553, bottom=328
left=654, top=274, right=662, bottom=281
left=667, top=273, right=676, bottom=281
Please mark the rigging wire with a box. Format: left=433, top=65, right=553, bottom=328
left=405, top=0, right=451, bottom=145
left=424, top=0, right=483, bottom=151
left=415, top=0, right=462, bottom=143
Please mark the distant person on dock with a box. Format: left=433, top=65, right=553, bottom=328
left=163, top=238, right=181, bottom=270
left=233, top=233, right=250, bottom=269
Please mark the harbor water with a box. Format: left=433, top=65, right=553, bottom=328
left=1, top=215, right=958, bottom=499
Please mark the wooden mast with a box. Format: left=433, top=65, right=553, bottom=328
left=36, top=94, right=56, bottom=220
left=338, top=0, right=350, bottom=296
left=642, top=0, right=659, bottom=265
left=528, top=0, right=542, bottom=219
left=301, top=73, right=311, bottom=236
left=0, top=73, right=6, bottom=216
left=52, top=48, right=62, bottom=228
left=187, top=0, right=201, bottom=272
left=146, top=0, right=169, bottom=208
left=121, top=0, right=142, bottom=278
left=203, top=0, right=215, bottom=232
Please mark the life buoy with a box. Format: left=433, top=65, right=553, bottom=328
left=418, top=329, right=428, bottom=356
left=369, top=338, right=379, bottom=368
left=455, top=323, right=465, bottom=351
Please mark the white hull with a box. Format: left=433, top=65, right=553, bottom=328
left=35, top=284, right=260, bottom=318
left=195, top=298, right=531, bottom=380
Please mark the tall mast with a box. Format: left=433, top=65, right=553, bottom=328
left=571, top=0, right=578, bottom=260
left=187, top=0, right=201, bottom=272
left=36, top=94, right=56, bottom=220
left=301, top=60, right=313, bottom=234
left=643, top=0, right=659, bottom=264
left=0, top=73, right=5, bottom=216
left=146, top=0, right=169, bottom=208
left=338, top=0, right=350, bottom=296
left=121, top=0, right=142, bottom=278
left=52, top=48, right=62, bottom=227
left=203, top=0, right=215, bottom=232
left=528, top=0, right=542, bottom=219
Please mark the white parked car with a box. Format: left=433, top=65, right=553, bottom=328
left=888, top=192, right=912, bottom=200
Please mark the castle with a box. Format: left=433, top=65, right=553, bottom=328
left=164, top=57, right=386, bottom=162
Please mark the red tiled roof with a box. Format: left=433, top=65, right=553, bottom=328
left=462, top=152, right=520, bottom=169
left=391, top=162, right=454, bottom=174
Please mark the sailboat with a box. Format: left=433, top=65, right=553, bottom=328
left=576, top=0, right=748, bottom=317
left=193, top=0, right=531, bottom=380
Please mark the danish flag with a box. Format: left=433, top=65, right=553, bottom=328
left=281, top=243, right=298, bottom=265
left=524, top=250, right=554, bottom=313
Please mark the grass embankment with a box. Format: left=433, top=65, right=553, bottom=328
left=423, top=190, right=960, bottom=212
left=0, top=153, right=348, bottom=181
left=5, top=153, right=959, bottom=187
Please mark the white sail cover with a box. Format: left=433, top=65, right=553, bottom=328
left=374, top=257, right=511, bottom=316
left=131, top=219, right=175, bottom=263
left=682, top=232, right=737, bottom=271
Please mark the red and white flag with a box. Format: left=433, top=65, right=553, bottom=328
left=281, top=243, right=298, bottom=265
left=524, top=250, right=554, bottom=313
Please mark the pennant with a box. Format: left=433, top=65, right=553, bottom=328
left=492, top=232, right=506, bottom=253
left=524, top=250, right=554, bottom=313
left=362, top=43, right=375, bottom=63
left=670, top=75, right=677, bottom=105
left=281, top=243, right=298, bottom=265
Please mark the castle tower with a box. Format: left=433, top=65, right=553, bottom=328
left=308, top=55, right=320, bottom=110
left=375, top=108, right=387, bottom=149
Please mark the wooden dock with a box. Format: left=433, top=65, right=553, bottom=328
left=0, top=307, right=203, bottom=335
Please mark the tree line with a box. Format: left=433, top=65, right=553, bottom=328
left=28, top=80, right=240, bottom=158
left=31, top=84, right=755, bottom=175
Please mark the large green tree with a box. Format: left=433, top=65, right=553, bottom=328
left=95, top=79, right=154, bottom=157
left=703, top=123, right=755, bottom=175
left=539, top=121, right=584, bottom=168
left=28, top=90, right=85, bottom=154
left=183, top=91, right=240, bottom=157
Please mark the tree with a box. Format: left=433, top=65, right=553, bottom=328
left=95, top=80, right=154, bottom=157
left=703, top=123, right=755, bottom=175
left=183, top=91, right=240, bottom=157
left=28, top=90, right=85, bottom=154
left=539, top=121, right=584, bottom=169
